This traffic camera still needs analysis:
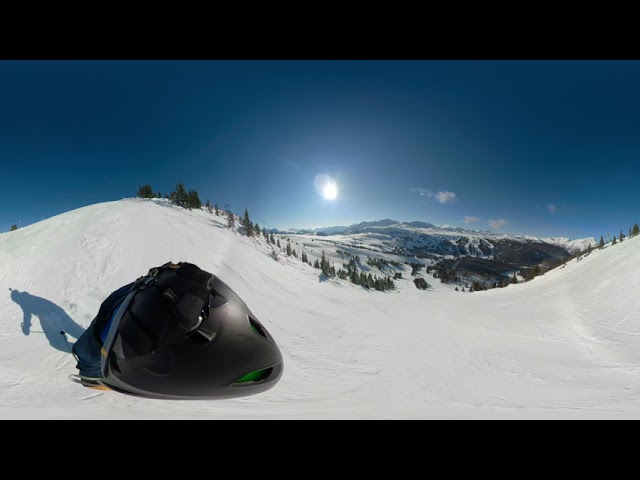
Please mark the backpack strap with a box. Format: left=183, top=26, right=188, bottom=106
left=115, top=262, right=213, bottom=354
left=91, top=282, right=136, bottom=346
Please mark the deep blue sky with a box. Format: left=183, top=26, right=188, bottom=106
left=1, top=60, right=639, bottom=239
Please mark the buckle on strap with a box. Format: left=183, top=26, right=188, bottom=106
left=132, top=262, right=174, bottom=290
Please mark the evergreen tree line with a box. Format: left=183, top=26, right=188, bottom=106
left=596, top=223, right=639, bottom=249
left=203, top=199, right=220, bottom=215
left=234, top=208, right=280, bottom=248
left=303, top=238, right=383, bottom=254
left=366, top=256, right=402, bottom=270
left=137, top=183, right=202, bottom=210
left=239, top=208, right=272, bottom=240
left=331, top=251, right=395, bottom=291
left=136, top=184, right=160, bottom=199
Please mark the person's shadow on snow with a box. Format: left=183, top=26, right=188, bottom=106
left=10, top=288, right=85, bottom=353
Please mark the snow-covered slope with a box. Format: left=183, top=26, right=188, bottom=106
left=1, top=199, right=639, bottom=419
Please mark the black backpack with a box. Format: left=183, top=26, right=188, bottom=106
left=94, top=262, right=212, bottom=355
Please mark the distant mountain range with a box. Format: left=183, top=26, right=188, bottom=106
left=277, top=219, right=596, bottom=286
left=280, top=219, right=591, bottom=250
left=281, top=219, right=494, bottom=236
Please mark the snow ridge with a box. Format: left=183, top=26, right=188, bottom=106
left=1, top=198, right=638, bottom=419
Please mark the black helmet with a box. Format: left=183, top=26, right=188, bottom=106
left=100, top=262, right=283, bottom=400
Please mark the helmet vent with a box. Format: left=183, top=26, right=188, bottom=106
left=248, top=317, right=267, bottom=338
left=234, top=367, right=273, bottom=384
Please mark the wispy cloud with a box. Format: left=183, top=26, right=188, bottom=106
left=282, top=157, right=301, bottom=171
left=434, top=191, right=456, bottom=204
left=410, top=187, right=429, bottom=197
left=463, top=216, right=480, bottom=224
left=546, top=203, right=557, bottom=214
left=411, top=188, right=457, bottom=204
left=489, top=219, right=508, bottom=229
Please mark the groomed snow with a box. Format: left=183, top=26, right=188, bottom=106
left=1, top=199, right=639, bottom=419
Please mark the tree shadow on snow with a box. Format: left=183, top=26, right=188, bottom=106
left=10, top=289, right=85, bottom=353
left=208, top=220, right=228, bottom=229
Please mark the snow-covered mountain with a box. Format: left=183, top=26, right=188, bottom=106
left=280, top=220, right=590, bottom=288
left=543, top=236, right=597, bottom=253
left=284, top=219, right=401, bottom=235
left=1, top=198, right=639, bottom=419
left=285, top=219, right=592, bottom=259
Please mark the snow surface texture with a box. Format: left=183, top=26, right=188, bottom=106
left=1, top=199, right=638, bottom=419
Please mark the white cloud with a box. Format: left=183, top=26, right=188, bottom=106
left=546, top=204, right=557, bottom=214
left=463, top=216, right=480, bottom=224
left=411, top=188, right=457, bottom=204
left=434, top=191, right=456, bottom=204
left=489, top=219, right=508, bottom=229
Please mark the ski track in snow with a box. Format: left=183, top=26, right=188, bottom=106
left=0, top=198, right=639, bottom=419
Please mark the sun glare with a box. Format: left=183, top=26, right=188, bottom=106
left=314, top=174, right=338, bottom=201
left=323, top=182, right=338, bottom=200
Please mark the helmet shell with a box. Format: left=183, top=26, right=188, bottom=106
left=102, top=272, right=283, bottom=400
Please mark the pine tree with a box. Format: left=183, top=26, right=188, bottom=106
left=598, top=236, right=605, bottom=249
left=242, top=209, right=252, bottom=237
left=277, top=238, right=281, bottom=248
left=320, top=250, right=331, bottom=276
left=227, top=210, right=235, bottom=229
left=206, top=199, right=212, bottom=213
left=286, top=241, right=292, bottom=256
left=511, top=273, right=518, bottom=284
left=620, top=230, right=625, bottom=242
left=612, top=235, right=617, bottom=245
left=270, top=233, right=275, bottom=245
left=254, top=224, right=260, bottom=237
left=170, top=182, right=189, bottom=208
left=186, top=189, right=201, bottom=210
left=214, top=204, right=219, bottom=216
left=10, top=224, right=18, bottom=231
left=137, top=184, right=154, bottom=198
left=634, top=223, right=640, bottom=237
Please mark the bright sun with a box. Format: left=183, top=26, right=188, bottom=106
left=323, top=182, right=338, bottom=200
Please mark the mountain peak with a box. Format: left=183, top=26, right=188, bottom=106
left=348, top=219, right=400, bottom=230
